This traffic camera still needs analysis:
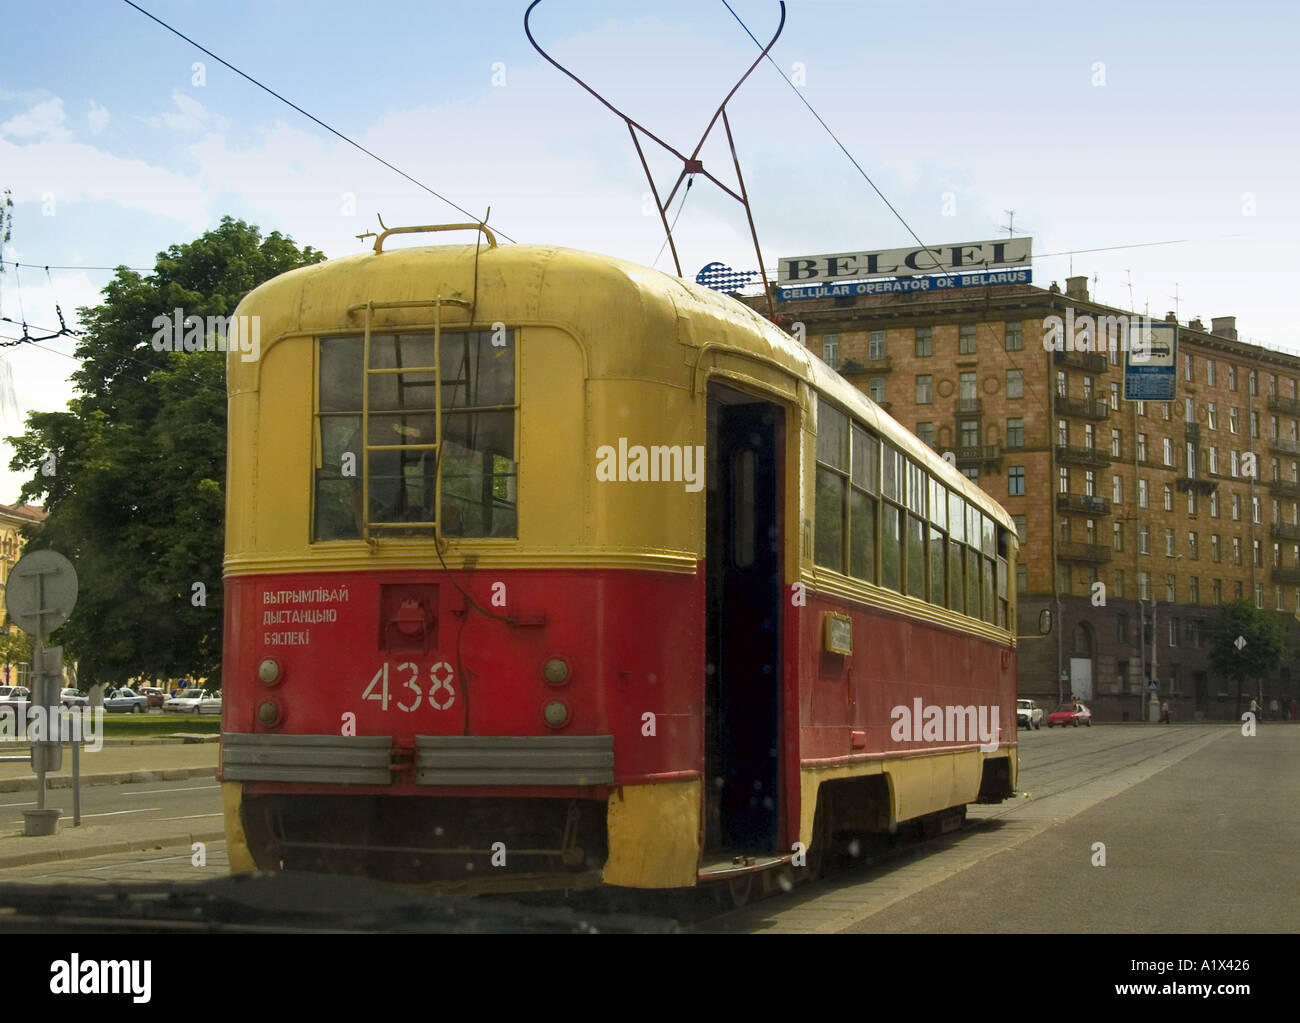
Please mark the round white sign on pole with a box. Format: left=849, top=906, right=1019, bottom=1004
left=4, top=549, right=78, bottom=636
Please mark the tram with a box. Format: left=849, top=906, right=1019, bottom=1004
left=220, top=223, right=1018, bottom=894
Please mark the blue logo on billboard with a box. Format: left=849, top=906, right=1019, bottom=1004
left=695, top=262, right=757, bottom=292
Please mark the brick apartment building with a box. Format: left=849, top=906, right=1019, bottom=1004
left=751, top=274, right=1300, bottom=721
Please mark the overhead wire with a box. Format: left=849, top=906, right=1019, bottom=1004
left=118, top=0, right=514, bottom=243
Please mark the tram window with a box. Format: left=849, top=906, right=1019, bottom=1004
left=818, top=403, right=848, bottom=465
left=997, top=556, right=1009, bottom=627
left=312, top=330, right=517, bottom=541
left=851, top=425, right=878, bottom=492
left=849, top=488, right=876, bottom=581
left=966, top=547, right=981, bottom=617
left=881, top=504, right=902, bottom=591
left=882, top=445, right=902, bottom=502
left=929, top=527, right=946, bottom=604
left=948, top=539, right=965, bottom=612
left=733, top=449, right=756, bottom=568
left=948, top=491, right=965, bottom=543
left=906, top=460, right=927, bottom=517
left=814, top=468, right=845, bottom=571
left=983, top=556, right=996, bottom=623
left=906, top=514, right=926, bottom=598
left=981, top=513, right=996, bottom=557
left=966, top=504, right=980, bottom=550
left=928, top=477, right=947, bottom=530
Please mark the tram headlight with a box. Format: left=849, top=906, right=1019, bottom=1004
left=543, top=701, right=569, bottom=729
left=257, top=699, right=283, bottom=727
left=542, top=657, right=570, bottom=685
left=257, top=658, right=281, bottom=686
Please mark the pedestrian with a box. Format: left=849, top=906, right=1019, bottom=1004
left=1160, top=699, right=1170, bottom=724
left=1249, top=696, right=1260, bottom=721
left=1269, top=698, right=1279, bottom=721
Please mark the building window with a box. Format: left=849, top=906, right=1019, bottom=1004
left=1255, top=583, right=1263, bottom=608
left=1190, top=576, right=1199, bottom=603
left=1231, top=450, right=1240, bottom=477
left=1138, top=479, right=1148, bottom=508
left=1006, top=369, right=1024, bottom=399
left=1187, top=490, right=1197, bottom=515
left=1162, top=401, right=1171, bottom=420
left=1212, top=578, right=1221, bottom=603
left=1253, top=496, right=1261, bottom=523
left=1009, top=466, right=1025, bottom=495
left=1230, top=407, right=1239, bottom=434
left=1085, top=470, right=1096, bottom=496
left=916, top=374, right=933, bottom=404
left=1016, top=564, right=1027, bottom=594
left=1006, top=418, right=1025, bottom=448
left=1111, top=429, right=1122, bottom=457
left=1208, top=403, right=1217, bottom=430
left=1163, top=484, right=1173, bottom=511
left=1185, top=353, right=1193, bottom=381
left=1059, top=467, right=1069, bottom=493
left=1207, top=360, right=1216, bottom=386
left=822, top=334, right=839, bottom=369
left=1114, top=570, right=1125, bottom=598
left=1250, top=370, right=1258, bottom=396
left=1083, top=376, right=1094, bottom=400
left=1210, top=490, right=1219, bottom=517
left=960, top=420, right=979, bottom=447
left=1085, top=424, right=1095, bottom=449
left=1252, top=411, right=1260, bottom=438
left=1232, top=493, right=1241, bottom=521
left=1166, top=575, right=1176, bottom=602
left=1163, top=437, right=1173, bottom=465
left=1165, top=528, right=1175, bottom=556
left=959, top=324, right=977, bottom=354
left=1057, top=370, right=1067, bottom=397
left=1137, top=434, right=1147, bottom=461
left=1005, top=321, right=1022, bottom=351
left=961, top=466, right=980, bottom=483
left=1209, top=447, right=1219, bottom=474
left=1228, top=365, right=1237, bottom=391
left=1113, top=521, right=1124, bottom=551
left=1233, top=536, right=1242, bottom=565
left=1211, top=534, right=1220, bottom=562
left=1013, top=515, right=1027, bottom=542
left=1189, top=532, right=1199, bottom=559
left=868, top=330, right=886, bottom=360
left=1113, top=475, right=1123, bottom=504
left=1185, top=398, right=1194, bottom=423
left=1110, top=381, right=1119, bottom=410
left=869, top=378, right=886, bottom=403
left=1274, top=542, right=1281, bottom=567
left=1058, top=419, right=1069, bottom=446
left=915, top=422, right=935, bottom=447
left=1254, top=539, right=1262, bottom=567
left=1235, top=580, right=1243, bottom=600
left=959, top=372, right=977, bottom=402
left=1139, top=525, right=1150, bottom=554
left=1139, top=571, right=1150, bottom=600
left=915, top=327, right=932, bottom=357
left=1277, top=586, right=1285, bottom=610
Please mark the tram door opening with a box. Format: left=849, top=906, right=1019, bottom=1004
left=705, top=387, right=783, bottom=854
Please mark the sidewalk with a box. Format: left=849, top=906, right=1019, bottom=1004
left=0, top=739, right=221, bottom=870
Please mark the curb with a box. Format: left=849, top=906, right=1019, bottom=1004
left=0, top=766, right=217, bottom=794
left=0, top=829, right=227, bottom=870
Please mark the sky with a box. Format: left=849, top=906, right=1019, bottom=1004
left=2, top=0, right=1299, bottom=502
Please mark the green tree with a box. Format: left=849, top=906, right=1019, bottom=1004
left=6, top=217, right=324, bottom=688
left=1207, top=599, right=1284, bottom=714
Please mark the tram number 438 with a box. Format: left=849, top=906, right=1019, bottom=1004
left=362, top=661, right=456, bottom=712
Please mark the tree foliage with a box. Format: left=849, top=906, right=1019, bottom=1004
left=6, top=217, right=324, bottom=688
left=1207, top=599, right=1284, bottom=689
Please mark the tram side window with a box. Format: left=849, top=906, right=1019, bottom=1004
left=313, top=330, right=517, bottom=541
left=880, top=443, right=905, bottom=591
left=814, top=403, right=849, bottom=571
left=947, top=489, right=965, bottom=612
left=928, top=477, right=947, bottom=607
left=996, top=552, right=1009, bottom=628
left=849, top=424, right=879, bottom=581
left=966, top=546, right=982, bottom=618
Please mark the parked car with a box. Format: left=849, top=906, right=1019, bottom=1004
left=60, top=688, right=89, bottom=708
left=1047, top=701, right=1092, bottom=727
left=103, top=687, right=148, bottom=713
left=1017, top=698, right=1043, bottom=730
left=0, top=686, right=31, bottom=723
left=138, top=686, right=167, bottom=708
left=164, top=690, right=221, bottom=715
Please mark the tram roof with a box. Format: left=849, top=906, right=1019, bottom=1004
left=232, top=241, right=1015, bottom=535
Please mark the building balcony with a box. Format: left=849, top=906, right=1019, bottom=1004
left=1057, top=542, right=1113, bottom=564
left=956, top=397, right=983, bottom=416
left=1056, top=444, right=1113, bottom=469
left=1056, top=493, right=1112, bottom=516
left=1053, top=350, right=1109, bottom=374
left=954, top=444, right=1002, bottom=469
left=839, top=356, right=891, bottom=376
left=1176, top=476, right=1218, bottom=495
left=1269, top=478, right=1300, bottom=499
left=1138, top=457, right=1177, bottom=472
left=1268, top=395, right=1300, bottom=417
left=1272, top=567, right=1300, bottom=584
left=1272, top=522, right=1300, bottom=541
left=1057, top=395, right=1110, bottom=420
left=1269, top=436, right=1300, bottom=456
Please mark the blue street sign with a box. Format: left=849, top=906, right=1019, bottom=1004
left=1124, top=322, right=1178, bottom=401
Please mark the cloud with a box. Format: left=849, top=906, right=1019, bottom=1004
left=0, top=99, right=71, bottom=141
left=144, top=90, right=229, bottom=134
left=87, top=101, right=110, bottom=135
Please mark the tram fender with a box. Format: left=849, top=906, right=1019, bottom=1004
left=223, top=782, right=258, bottom=874
left=602, top=780, right=701, bottom=888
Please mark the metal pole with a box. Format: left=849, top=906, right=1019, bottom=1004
left=72, top=736, right=80, bottom=826
left=32, top=636, right=44, bottom=811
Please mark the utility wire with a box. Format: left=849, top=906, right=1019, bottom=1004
left=652, top=176, right=694, bottom=270
left=119, top=0, right=514, bottom=243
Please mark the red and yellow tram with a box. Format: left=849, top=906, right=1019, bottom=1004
left=220, top=223, right=1018, bottom=893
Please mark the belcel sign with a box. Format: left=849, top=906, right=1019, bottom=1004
left=778, top=237, right=1032, bottom=284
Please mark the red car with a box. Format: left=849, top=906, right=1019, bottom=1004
left=139, top=686, right=167, bottom=708
left=1047, top=702, right=1092, bottom=727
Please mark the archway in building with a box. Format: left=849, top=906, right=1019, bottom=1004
left=1070, top=621, right=1095, bottom=701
